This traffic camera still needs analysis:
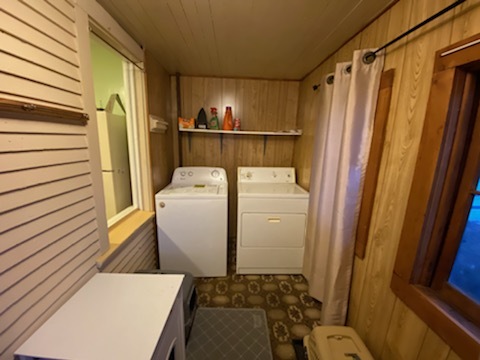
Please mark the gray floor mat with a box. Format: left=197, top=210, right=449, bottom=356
left=186, top=308, right=273, bottom=360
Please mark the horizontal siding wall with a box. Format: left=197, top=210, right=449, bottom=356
left=100, top=217, right=157, bottom=273
left=0, top=118, right=100, bottom=359
left=0, top=0, right=83, bottom=110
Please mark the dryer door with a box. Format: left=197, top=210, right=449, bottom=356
left=241, top=212, right=306, bottom=247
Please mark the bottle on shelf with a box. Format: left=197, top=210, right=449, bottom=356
left=222, top=106, right=233, bottom=131
left=208, top=107, right=220, bottom=130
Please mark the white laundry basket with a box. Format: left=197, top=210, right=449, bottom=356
left=303, top=326, right=374, bottom=360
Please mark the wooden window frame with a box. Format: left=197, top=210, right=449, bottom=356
left=391, top=34, right=480, bottom=360
left=431, top=93, right=480, bottom=326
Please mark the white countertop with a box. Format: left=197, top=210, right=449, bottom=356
left=15, top=273, right=184, bottom=360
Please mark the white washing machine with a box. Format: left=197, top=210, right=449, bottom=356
left=156, top=167, right=228, bottom=277
left=236, top=167, right=309, bottom=274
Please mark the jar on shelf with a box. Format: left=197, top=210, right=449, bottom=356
left=233, top=118, right=241, bottom=131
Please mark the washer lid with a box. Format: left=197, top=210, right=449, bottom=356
left=238, top=183, right=309, bottom=198
left=157, top=184, right=227, bottom=197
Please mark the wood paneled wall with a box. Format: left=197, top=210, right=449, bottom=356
left=178, top=76, right=300, bottom=235
left=146, top=51, right=175, bottom=195
left=294, top=0, right=480, bottom=359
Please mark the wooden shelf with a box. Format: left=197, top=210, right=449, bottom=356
left=179, top=128, right=302, bottom=155
left=179, top=128, right=302, bottom=136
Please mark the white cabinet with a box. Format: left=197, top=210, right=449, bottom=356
left=15, top=273, right=185, bottom=360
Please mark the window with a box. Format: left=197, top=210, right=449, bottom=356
left=90, top=34, right=136, bottom=225
left=391, top=34, right=480, bottom=359
left=447, top=178, right=480, bottom=304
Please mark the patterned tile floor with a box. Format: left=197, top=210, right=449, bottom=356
left=194, top=240, right=322, bottom=360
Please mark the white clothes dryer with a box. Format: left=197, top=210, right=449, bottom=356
left=236, top=167, right=309, bottom=274
left=156, top=167, right=228, bottom=277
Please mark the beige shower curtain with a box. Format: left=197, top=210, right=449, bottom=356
left=303, top=49, right=385, bottom=325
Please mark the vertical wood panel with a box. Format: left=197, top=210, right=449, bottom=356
left=417, top=328, right=450, bottom=360
left=380, top=299, right=428, bottom=359
left=446, top=350, right=463, bottom=360
left=450, top=0, right=480, bottom=43
left=347, top=0, right=454, bottom=356
left=294, top=0, right=480, bottom=359
left=372, top=0, right=454, bottom=355
left=179, top=76, right=300, bottom=236
left=348, top=0, right=413, bottom=337
left=146, top=51, right=175, bottom=194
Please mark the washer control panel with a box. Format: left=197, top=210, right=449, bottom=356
left=237, top=167, right=296, bottom=183
left=172, top=167, right=227, bottom=184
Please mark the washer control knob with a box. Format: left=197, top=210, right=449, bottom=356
left=188, top=171, right=193, bottom=176
left=180, top=171, right=186, bottom=176
left=159, top=202, right=165, bottom=208
left=211, top=170, right=220, bottom=178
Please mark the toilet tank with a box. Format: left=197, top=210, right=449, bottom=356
left=304, top=326, right=374, bottom=360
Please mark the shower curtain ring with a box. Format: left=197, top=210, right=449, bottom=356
left=363, top=51, right=376, bottom=64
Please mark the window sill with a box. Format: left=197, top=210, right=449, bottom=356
left=96, top=210, right=155, bottom=271
left=391, top=273, right=480, bottom=359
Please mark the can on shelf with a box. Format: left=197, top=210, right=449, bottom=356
left=233, top=118, right=241, bottom=131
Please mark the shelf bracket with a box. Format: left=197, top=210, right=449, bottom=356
left=263, top=135, right=267, bottom=156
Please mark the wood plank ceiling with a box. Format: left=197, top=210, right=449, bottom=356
left=97, top=0, right=395, bottom=80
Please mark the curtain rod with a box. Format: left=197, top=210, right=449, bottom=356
left=313, top=0, right=466, bottom=91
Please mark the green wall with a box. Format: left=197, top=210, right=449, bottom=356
left=90, top=35, right=126, bottom=115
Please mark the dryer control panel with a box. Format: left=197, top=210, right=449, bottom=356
left=238, top=167, right=296, bottom=183
left=172, top=167, right=227, bottom=185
